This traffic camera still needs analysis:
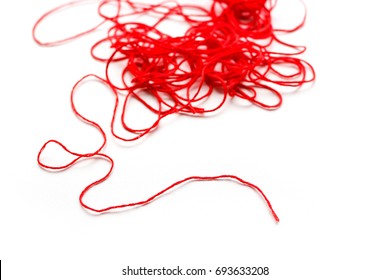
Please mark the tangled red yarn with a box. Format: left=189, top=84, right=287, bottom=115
left=33, top=0, right=315, bottom=222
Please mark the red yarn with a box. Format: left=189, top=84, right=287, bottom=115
left=33, top=0, right=315, bottom=222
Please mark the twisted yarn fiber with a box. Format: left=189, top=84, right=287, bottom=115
left=34, top=0, right=315, bottom=221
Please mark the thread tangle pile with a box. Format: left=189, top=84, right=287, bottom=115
left=34, top=0, right=315, bottom=222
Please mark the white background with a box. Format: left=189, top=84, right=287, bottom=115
left=1, top=0, right=389, bottom=279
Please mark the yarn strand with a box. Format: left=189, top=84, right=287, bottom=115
left=34, top=0, right=315, bottom=221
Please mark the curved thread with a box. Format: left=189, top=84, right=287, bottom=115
left=34, top=0, right=316, bottom=221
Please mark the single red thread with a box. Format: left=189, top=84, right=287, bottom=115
left=34, top=0, right=316, bottom=222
